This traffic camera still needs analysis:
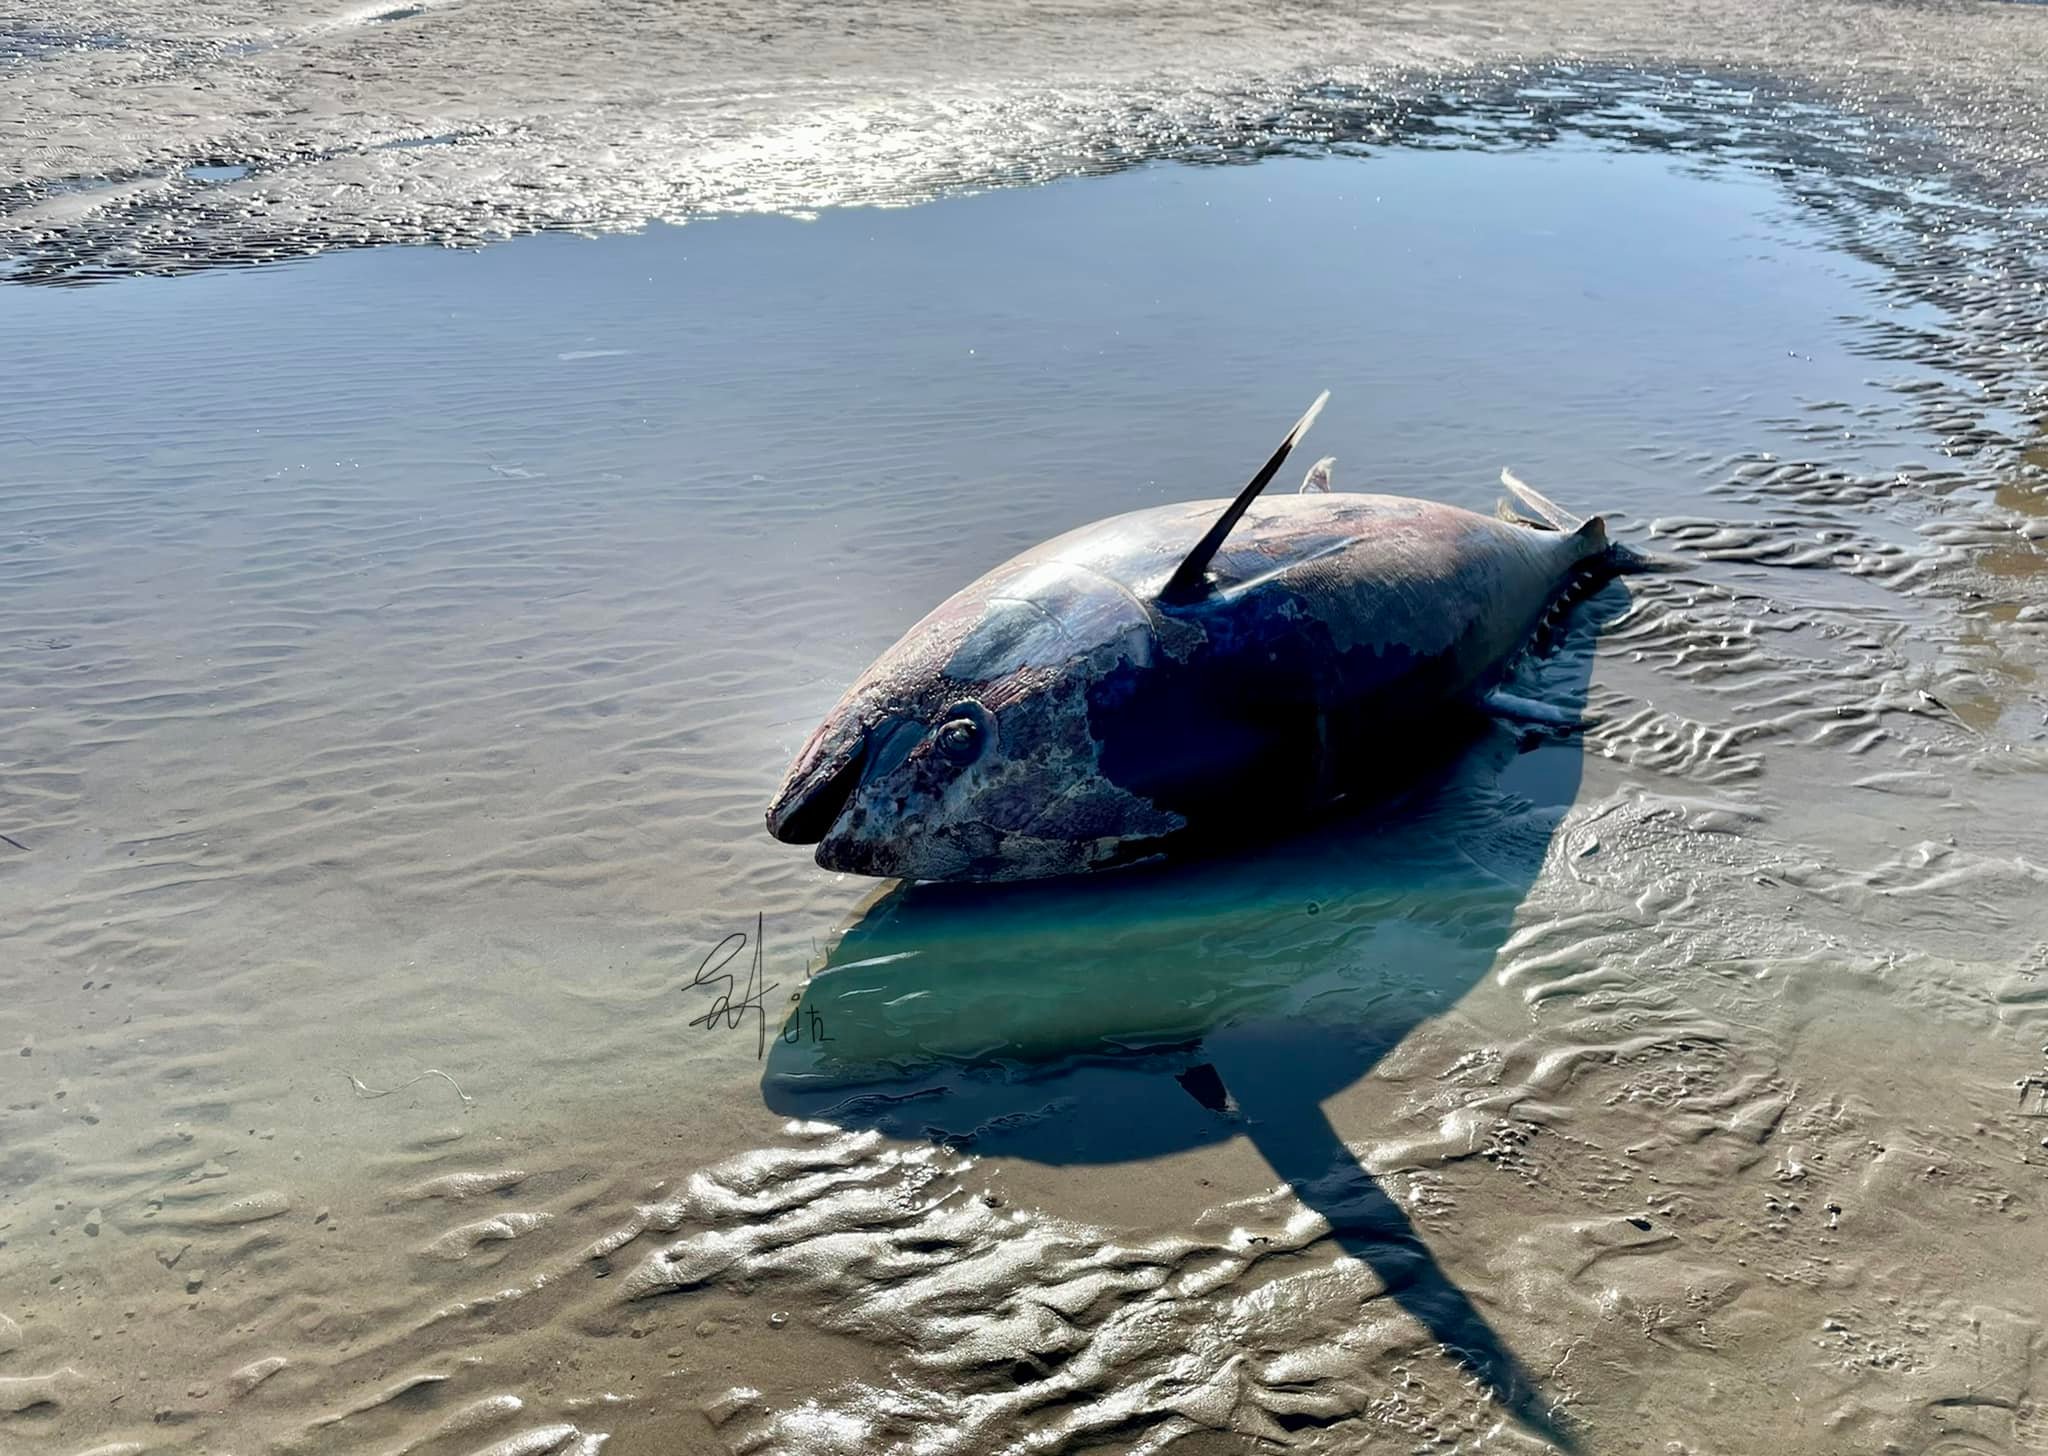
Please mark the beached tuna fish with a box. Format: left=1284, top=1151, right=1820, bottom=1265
left=767, top=393, right=1651, bottom=881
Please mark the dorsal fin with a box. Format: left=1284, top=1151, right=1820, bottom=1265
left=1159, top=391, right=1329, bottom=603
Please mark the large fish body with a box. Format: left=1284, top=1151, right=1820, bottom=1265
left=767, top=469, right=1632, bottom=882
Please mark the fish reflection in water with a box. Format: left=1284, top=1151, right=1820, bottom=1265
left=763, top=585, right=1629, bottom=1447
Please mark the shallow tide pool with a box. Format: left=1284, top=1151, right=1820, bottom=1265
left=4, top=89, right=2048, bottom=1455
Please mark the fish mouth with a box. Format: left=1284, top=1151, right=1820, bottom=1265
left=766, top=723, right=869, bottom=846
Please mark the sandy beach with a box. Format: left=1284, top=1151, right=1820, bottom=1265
left=6, top=5, right=2048, bottom=1453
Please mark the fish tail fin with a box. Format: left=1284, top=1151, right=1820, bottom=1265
left=1601, top=538, right=1677, bottom=575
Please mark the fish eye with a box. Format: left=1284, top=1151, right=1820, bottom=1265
left=936, top=716, right=983, bottom=764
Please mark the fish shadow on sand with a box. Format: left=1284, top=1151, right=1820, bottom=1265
left=762, top=586, right=1632, bottom=1450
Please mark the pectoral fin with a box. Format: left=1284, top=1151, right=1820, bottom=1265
left=1483, top=689, right=1598, bottom=731
left=1161, top=392, right=1329, bottom=603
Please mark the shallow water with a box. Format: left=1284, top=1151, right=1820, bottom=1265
left=5, top=57, right=2048, bottom=1456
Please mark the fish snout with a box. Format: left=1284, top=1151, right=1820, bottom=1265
left=766, top=717, right=870, bottom=846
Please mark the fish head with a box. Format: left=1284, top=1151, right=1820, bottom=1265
left=766, top=555, right=1183, bottom=881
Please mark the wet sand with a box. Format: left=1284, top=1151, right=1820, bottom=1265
left=5, top=22, right=2048, bottom=1456
left=7, top=1, right=2048, bottom=281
